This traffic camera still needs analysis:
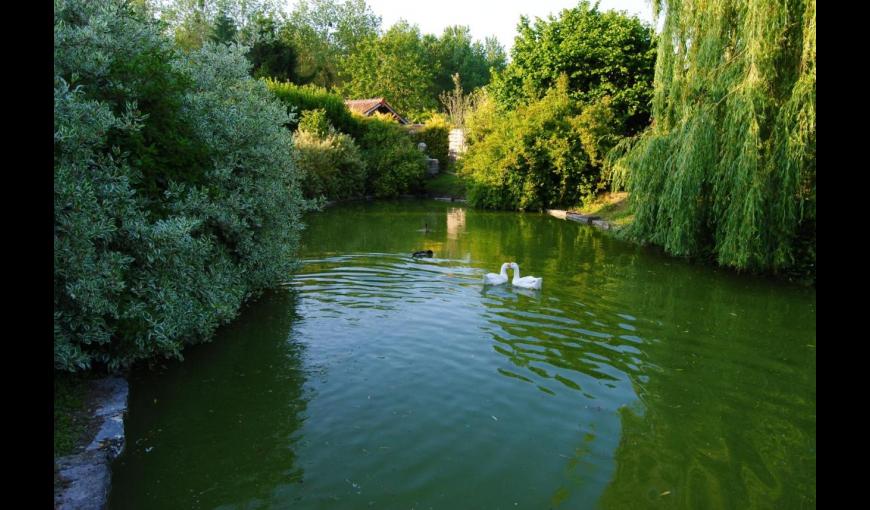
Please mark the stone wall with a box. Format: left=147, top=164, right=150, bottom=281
left=448, top=128, right=466, bottom=161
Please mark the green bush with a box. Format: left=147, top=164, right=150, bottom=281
left=265, top=78, right=363, bottom=136
left=54, top=0, right=305, bottom=372
left=459, top=77, right=599, bottom=211
left=410, top=114, right=450, bottom=168
left=462, top=90, right=501, bottom=146
left=294, top=110, right=367, bottom=200
left=356, top=113, right=427, bottom=198
left=296, top=108, right=332, bottom=138
left=572, top=96, right=621, bottom=168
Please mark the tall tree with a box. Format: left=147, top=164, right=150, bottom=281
left=339, top=21, right=437, bottom=119
left=244, top=13, right=299, bottom=81
left=211, top=9, right=238, bottom=44
left=155, top=0, right=283, bottom=50
left=612, top=0, right=816, bottom=278
left=430, top=26, right=482, bottom=94
left=483, top=36, right=507, bottom=75
left=284, top=0, right=381, bottom=88
left=490, top=1, right=656, bottom=135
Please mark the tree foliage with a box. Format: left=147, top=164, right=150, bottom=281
left=428, top=25, right=506, bottom=97
left=284, top=0, right=381, bottom=88
left=611, top=0, right=816, bottom=278
left=490, top=0, right=656, bottom=135
left=336, top=18, right=505, bottom=121
left=155, top=1, right=507, bottom=120
left=154, top=0, right=283, bottom=51
left=339, top=21, right=437, bottom=120
left=458, top=3, right=655, bottom=213
left=210, top=9, right=238, bottom=44
left=244, top=13, right=299, bottom=81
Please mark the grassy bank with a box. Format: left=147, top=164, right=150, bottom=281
left=574, top=192, right=633, bottom=227
left=54, top=374, right=93, bottom=458
left=425, top=171, right=467, bottom=199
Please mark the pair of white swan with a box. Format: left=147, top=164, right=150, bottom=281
left=484, top=262, right=542, bottom=289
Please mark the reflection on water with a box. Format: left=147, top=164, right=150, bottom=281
left=110, top=199, right=815, bottom=509
left=446, top=207, right=466, bottom=240
left=109, top=291, right=309, bottom=509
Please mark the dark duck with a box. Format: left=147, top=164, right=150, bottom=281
left=412, top=250, right=433, bottom=258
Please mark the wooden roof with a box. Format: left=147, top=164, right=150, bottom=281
left=344, top=97, right=409, bottom=124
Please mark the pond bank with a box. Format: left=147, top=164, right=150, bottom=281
left=546, top=209, right=617, bottom=231
left=322, top=192, right=467, bottom=209
left=55, top=377, right=128, bottom=510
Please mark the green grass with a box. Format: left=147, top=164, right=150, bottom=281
left=575, top=191, right=634, bottom=226
left=425, top=171, right=467, bottom=199
left=54, top=373, right=91, bottom=457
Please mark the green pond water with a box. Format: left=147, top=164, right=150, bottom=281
left=109, top=200, right=816, bottom=509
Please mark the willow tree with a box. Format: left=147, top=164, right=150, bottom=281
left=611, top=0, right=815, bottom=279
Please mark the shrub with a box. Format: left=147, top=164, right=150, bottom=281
left=410, top=114, right=450, bottom=168
left=293, top=109, right=367, bottom=200
left=459, top=77, right=599, bottom=211
left=54, top=0, right=305, bottom=371
left=265, top=78, right=363, bottom=136
left=297, top=107, right=332, bottom=138
left=462, top=88, right=500, bottom=146
left=572, top=96, right=621, bottom=168
left=266, top=80, right=426, bottom=199
left=356, top=113, right=427, bottom=197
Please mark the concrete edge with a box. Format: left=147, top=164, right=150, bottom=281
left=55, top=377, right=129, bottom=510
left=547, top=209, right=616, bottom=231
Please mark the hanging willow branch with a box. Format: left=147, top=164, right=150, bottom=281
left=614, top=0, right=815, bottom=278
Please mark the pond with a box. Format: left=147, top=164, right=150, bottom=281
left=109, top=199, right=816, bottom=509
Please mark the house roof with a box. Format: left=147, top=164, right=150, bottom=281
left=344, top=97, right=409, bottom=124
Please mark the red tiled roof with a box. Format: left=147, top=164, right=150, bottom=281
left=344, top=98, right=386, bottom=115
left=343, top=97, right=409, bottom=124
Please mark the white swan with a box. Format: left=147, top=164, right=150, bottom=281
left=509, top=262, right=542, bottom=289
left=484, top=263, right=510, bottom=285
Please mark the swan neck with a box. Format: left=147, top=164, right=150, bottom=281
left=512, top=266, right=520, bottom=280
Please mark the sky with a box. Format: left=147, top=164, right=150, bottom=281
left=363, top=0, right=656, bottom=53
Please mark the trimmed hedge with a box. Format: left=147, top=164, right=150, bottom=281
left=409, top=114, right=450, bottom=169
left=265, top=79, right=363, bottom=137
